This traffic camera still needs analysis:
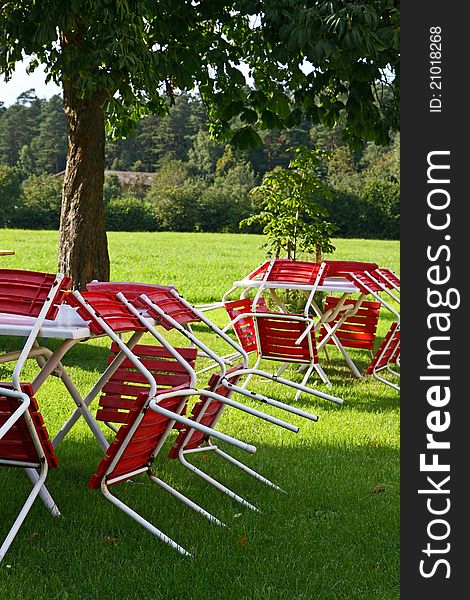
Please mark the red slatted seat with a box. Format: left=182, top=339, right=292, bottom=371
left=322, top=261, right=379, bottom=278
left=224, top=297, right=268, bottom=355
left=364, top=321, right=400, bottom=391
left=319, top=297, right=381, bottom=351
left=85, top=282, right=197, bottom=330
left=0, top=383, right=58, bottom=469
left=256, top=315, right=319, bottom=363
left=263, top=259, right=323, bottom=285
left=0, top=269, right=71, bottom=319
left=64, top=291, right=147, bottom=335
left=136, top=288, right=201, bottom=330
left=370, top=268, right=400, bottom=290
left=97, top=342, right=197, bottom=425
left=89, top=391, right=185, bottom=489
left=224, top=297, right=330, bottom=397
left=86, top=281, right=174, bottom=297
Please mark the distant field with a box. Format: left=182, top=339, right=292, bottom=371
left=1, top=229, right=399, bottom=303
left=0, top=230, right=399, bottom=600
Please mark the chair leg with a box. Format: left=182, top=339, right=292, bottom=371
left=294, top=363, right=316, bottom=401
left=313, top=363, right=331, bottom=386
left=213, top=448, right=286, bottom=493
left=240, top=356, right=261, bottom=389
left=274, top=363, right=289, bottom=377
left=0, top=462, right=53, bottom=563
left=101, top=481, right=191, bottom=556
left=24, top=468, right=61, bottom=517
left=178, top=452, right=260, bottom=512
left=148, top=474, right=226, bottom=526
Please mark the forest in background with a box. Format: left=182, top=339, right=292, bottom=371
left=0, top=90, right=399, bottom=238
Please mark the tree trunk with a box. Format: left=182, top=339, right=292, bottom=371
left=58, top=80, right=110, bottom=289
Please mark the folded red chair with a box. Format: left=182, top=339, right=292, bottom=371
left=364, top=321, right=400, bottom=391
left=0, top=270, right=69, bottom=562
left=168, top=366, right=287, bottom=512
left=318, top=297, right=381, bottom=355
left=66, top=290, right=263, bottom=555
left=0, top=383, right=59, bottom=562
left=224, top=297, right=337, bottom=399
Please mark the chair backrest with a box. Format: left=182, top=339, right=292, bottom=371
left=168, top=366, right=243, bottom=458
left=64, top=291, right=147, bottom=335
left=0, top=269, right=72, bottom=319
left=319, top=297, right=381, bottom=351
left=322, top=261, right=379, bottom=279
left=255, top=314, right=318, bottom=364
left=97, top=342, right=198, bottom=425
left=135, top=288, right=200, bottom=330
left=86, top=281, right=174, bottom=299
left=345, top=270, right=385, bottom=294
left=263, top=259, right=323, bottom=285
left=88, top=390, right=187, bottom=489
left=0, top=383, right=58, bottom=469
left=365, top=322, right=400, bottom=374
left=370, top=268, right=401, bottom=290
left=224, top=297, right=268, bottom=354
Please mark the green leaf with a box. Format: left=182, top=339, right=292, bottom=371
left=230, top=126, right=262, bottom=149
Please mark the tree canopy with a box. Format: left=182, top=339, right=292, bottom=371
left=0, top=0, right=399, bottom=287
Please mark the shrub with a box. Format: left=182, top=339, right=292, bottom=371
left=0, top=165, right=22, bottom=227
left=105, top=195, right=156, bottom=231
left=18, top=174, right=62, bottom=229
left=361, top=178, right=400, bottom=239
left=151, top=180, right=202, bottom=231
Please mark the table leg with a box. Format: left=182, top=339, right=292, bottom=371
left=310, top=299, right=363, bottom=379
left=24, top=468, right=61, bottom=516
left=50, top=331, right=144, bottom=449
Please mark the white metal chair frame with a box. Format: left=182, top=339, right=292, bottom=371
left=0, top=273, right=66, bottom=562
left=70, top=291, right=259, bottom=556
left=367, top=322, right=400, bottom=392
left=141, top=289, right=343, bottom=406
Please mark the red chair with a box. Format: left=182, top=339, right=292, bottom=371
left=318, top=297, right=381, bottom=356
left=0, top=270, right=70, bottom=562
left=365, top=321, right=400, bottom=391
left=0, top=383, right=59, bottom=562
left=224, top=297, right=335, bottom=399
left=88, top=384, right=255, bottom=556
left=0, top=269, right=72, bottom=319
left=168, top=366, right=286, bottom=512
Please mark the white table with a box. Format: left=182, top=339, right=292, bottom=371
left=0, top=305, right=146, bottom=450
left=224, top=276, right=366, bottom=379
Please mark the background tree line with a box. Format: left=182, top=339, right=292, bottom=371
left=0, top=90, right=399, bottom=238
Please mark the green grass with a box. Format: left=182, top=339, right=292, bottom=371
left=0, top=230, right=399, bottom=600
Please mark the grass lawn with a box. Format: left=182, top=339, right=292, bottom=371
left=0, top=230, right=399, bottom=600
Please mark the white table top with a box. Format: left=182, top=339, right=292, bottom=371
left=0, top=305, right=92, bottom=340
left=233, top=276, right=359, bottom=294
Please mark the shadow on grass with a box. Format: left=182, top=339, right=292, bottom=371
left=0, top=431, right=399, bottom=600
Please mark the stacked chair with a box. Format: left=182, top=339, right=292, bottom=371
left=0, top=270, right=71, bottom=562
left=60, top=284, right=342, bottom=555
left=343, top=269, right=400, bottom=391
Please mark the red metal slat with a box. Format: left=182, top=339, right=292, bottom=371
left=168, top=367, right=243, bottom=458
left=0, top=383, right=58, bottom=468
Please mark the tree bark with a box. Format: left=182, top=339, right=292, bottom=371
left=58, top=79, right=110, bottom=289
